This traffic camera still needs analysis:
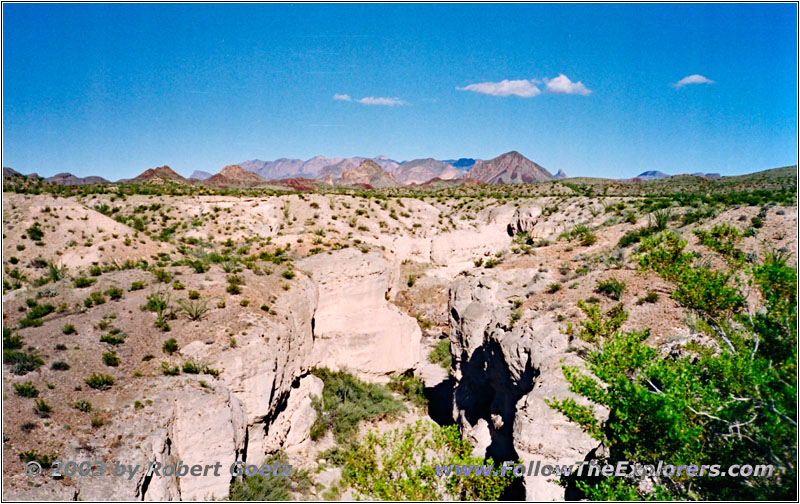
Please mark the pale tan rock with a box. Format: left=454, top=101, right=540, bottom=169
left=298, top=249, right=421, bottom=376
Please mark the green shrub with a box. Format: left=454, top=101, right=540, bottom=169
left=73, top=400, right=92, bottom=413
left=14, top=382, right=39, bottom=398
left=581, top=231, right=598, bottom=246
left=62, top=324, right=76, bottom=335
left=428, top=339, right=452, bottom=370
left=100, top=333, right=126, bottom=346
left=547, top=282, right=562, bottom=293
left=388, top=371, right=427, bottom=408
left=228, top=452, right=313, bottom=500
left=161, top=362, right=180, bottom=376
left=130, top=281, right=146, bottom=291
left=310, top=367, right=405, bottom=442
left=51, top=360, right=70, bottom=371
left=104, top=287, right=123, bottom=300
left=177, top=298, right=210, bottom=321
left=596, top=277, right=626, bottom=300
left=26, top=222, right=44, bottom=241
left=162, top=338, right=178, bottom=354
left=74, top=276, right=96, bottom=288
left=33, top=399, right=52, bottom=418
left=5, top=348, right=45, bottom=375
left=182, top=359, right=201, bottom=374
left=18, top=450, right=55, bottom=468
left=333, top=421, right=517, bottom=501
left=550, top=240, right=797, bottom=500
left=85, top=373, right=114, bottom=390
left=102, top=351, right=120, bottom=367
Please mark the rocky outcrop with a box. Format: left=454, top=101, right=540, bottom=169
left=448, top=275, right=599, bottom=500
left=297, top=248, right=421, bottom=376
left=507, top=205, right=564, bottom=240
left=431, top=206, right=514, bottom=267
left=57, top=275, right=320, bottom=501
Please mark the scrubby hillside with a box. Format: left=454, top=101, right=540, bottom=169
left=2, top=169, right=796, bottom=500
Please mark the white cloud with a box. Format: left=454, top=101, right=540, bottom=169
left=544, top=74, right=592, bottom=95
left=457, top=79, right=541, bottom=97
left=674, top=74, right=715, bottom=87
left=334, top=94, right=407, bottom=106
left=356, top=96, right=408, bottom=106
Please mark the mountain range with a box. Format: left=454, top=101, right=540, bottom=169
left=4, top=151, right=566, bottom=188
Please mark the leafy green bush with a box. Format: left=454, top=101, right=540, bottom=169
left=62, top=324, right=76, bottom=335
left=388, top=371, right=427, bottom=408
left=26, top=222, right=44, bottom=241
left=51, top=360, right=70, bottom=371
left=228, top=451, right=313, bottom=500
left=85, top=373, right=114, bottom=390
left=100, top=333, right=126, bottom=346
left=104, top=287, right=123, bottom=300
left=428, top=339, right=452, bottom=370
left=73, top=400, right=92, bottom=413
left=550, top=238, right=797, bottom=500
left=129, top=280, right=146, bottom=291
left=161, top=362, right=180, bottom=376
left=74, top=276, right=96, bottom=288
left=102, top=351, right=120, bottom=367
left=5, top=348, right=44, bottom=375
left=14, top=382, right=39, bottom=398
left=547, top=282, right=562, bottom=293
left=595, top=277, right=626, bottom=300
left=33, top=398, right=52, bottom=418
left=162, top=338, right=178, bottom=354
left=310, top=367, right=405, bottom=442
left=334, top=420, right=517, bottom=500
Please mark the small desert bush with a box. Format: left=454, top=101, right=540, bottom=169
left=310, top=367, right=405, bottom=443
left=428, top=339, right=452, bottom=370
left=14, top=382, right=39, bottom=398
left=85, top=373, right=115, bottom=390
left=596, top=277, right=626, bottom=300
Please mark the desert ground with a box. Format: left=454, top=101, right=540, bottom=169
left=2, top=169, right=796, bottom=500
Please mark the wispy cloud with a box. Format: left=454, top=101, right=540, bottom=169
left=333, top=94, right=407, bottom=106
left=544, top=74, right=592, bottom=95
left=674, top=74, right=715, bottom=87
left=357, top=96, right=407, bottom=106
left=458, top=74, right=592, bottom=97
left=457, top=79, right=541, bottom=97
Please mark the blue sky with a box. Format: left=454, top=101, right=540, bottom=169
left=2, top=3, right=797, bottom=180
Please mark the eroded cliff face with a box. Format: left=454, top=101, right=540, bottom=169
left=35, top=276, right=322, bottom=501
left=448, top=274, right=600, bottom=500
left=297, top=249, right=421, bottom=378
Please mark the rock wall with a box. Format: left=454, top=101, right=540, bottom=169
left=60, top=275, right=321, bottom=501
left=297, top=249, right=421, bottom=377
left=448, top=275, right=599, bottom=500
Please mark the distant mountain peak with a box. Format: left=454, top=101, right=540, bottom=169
left=555, top=169, right=568, bottom=179
left=189, top=170, right=212, bottom=180
left=467, top=151, right=554, bottom=184
left=133, top=165, right=185, bottom=183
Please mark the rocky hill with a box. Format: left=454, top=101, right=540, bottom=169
left=205, top=164, right=266, bottom=187
left=336, top=159, right=399, bottom=188
left=392, top=158, right=461, bottom=185
left=130, top=165, right=186, bottom=184
left=46, top=173, right=110, bottom=186
left=466, top=151, right=554, bottom=184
